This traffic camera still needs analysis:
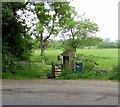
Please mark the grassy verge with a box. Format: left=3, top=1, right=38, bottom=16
left=56, top=69, right=119, bottom=80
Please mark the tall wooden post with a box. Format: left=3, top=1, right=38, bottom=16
left=52, top=60, right=55, bottom=78
left=74, top=51, right=76, bottom=72
left=29, top=61, right=31, bottom=71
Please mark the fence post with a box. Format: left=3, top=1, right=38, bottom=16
left=74, top=52, right=76, bottom=73
left=52, top=60, right=55, bottom=78
left=29, top=61, right=31, bottom=71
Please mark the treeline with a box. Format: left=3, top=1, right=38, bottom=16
left=34, top=39, right=119, bottom=49
left=98, top=39, right=120, bottom=48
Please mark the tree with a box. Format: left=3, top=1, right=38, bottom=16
left=2, top=2, right=33, bottom=73
left=32, top=2, right=73, bottom=56
left=60, top=17, right=102, bottom=50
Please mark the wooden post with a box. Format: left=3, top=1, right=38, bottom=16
left=74, top=51, right=76, bottom=73
left=69, top=53, right=71, bottom=70
left=29, top=61, right=31, bottom=71
left=52, top=60, right=55, bottom=78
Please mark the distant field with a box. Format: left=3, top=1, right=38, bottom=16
left=77, top=48, right=118, bottom=70
left=31, top=48, right=118, bottom=70
left=31, top=49, right=62, bottom=61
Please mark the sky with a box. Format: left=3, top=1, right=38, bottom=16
left=70, top=0, right=119, bottom=41
left=19, top=0, right=119, bottom=41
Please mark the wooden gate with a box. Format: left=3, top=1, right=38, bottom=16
left=18, top=60, right=62, bottom=78
left=51, top=61, right=63, bottom=78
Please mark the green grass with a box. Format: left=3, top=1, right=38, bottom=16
left=31, top=48, right=118, bottom=69
left=30, top=48, right=63, bottom=64
left=2, top=61, right=51, bottom=79
left=77, top=48, right=118, bottom=70
left=31, top=49, right=62, bottom=61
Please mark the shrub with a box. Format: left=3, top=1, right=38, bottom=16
left=108, top=65, right=120, bottom=80
left=2, top=48, right=18, bottom=74
left=77, top=54, right=98, bottom=71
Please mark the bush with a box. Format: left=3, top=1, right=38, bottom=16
left=56, top=70, right=108, bottom=80
left=77, top=54, right=98, bottom=71
left=2, top=48, right=18, bottom=74
left=61, top=70, right=74, bottom=76
left=108, top=65, right=120, bottom=80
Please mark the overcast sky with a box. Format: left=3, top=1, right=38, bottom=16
left=70, top=0, right=119, bottom=41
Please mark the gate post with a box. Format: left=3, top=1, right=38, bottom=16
left=52, top=60, right=55, bottom=78
left=29, top=61, right=31, bottom=71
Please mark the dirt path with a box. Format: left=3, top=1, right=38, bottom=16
left=2, top=79, right=118, bottom=105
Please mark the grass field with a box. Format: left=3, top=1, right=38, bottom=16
left=31, top=48, right=118, bottom=70
left=77, top=48, right=118, bottom=70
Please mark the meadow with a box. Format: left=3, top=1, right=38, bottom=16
left=31, top=48, right=118, bottom=70
left=77, top=48, right=118, bottom=70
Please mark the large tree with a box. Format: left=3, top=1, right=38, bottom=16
left=32, top=2, right=73, bottom=56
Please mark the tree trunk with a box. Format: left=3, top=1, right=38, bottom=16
left=74, top=48, right=76, bottom=72
left=40, top=46, right=45, bottom=56
left=40, top=33, right=45, bottom=56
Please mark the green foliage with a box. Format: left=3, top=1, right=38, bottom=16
left=2, top=2, right=33, bottom=60
left=47, top=40, right=63, bottom=49
left=77, top=54, right=98, bottom=71
left=61, top=69, right=74, bottom=76
left=108, top=65, right=120, bottom=80
left=56, top=70, right=108, bottom=80
left=2, top=47, right=18, bottom=74
left=62, top=37, right=102, bottom=51
left=32, top=2, right=73, bottom=56
left=61, top=18, right=102, bottom=50
left=2, top=2, right=33, bottom=73
left=63, top=39, right=80, bottom=50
